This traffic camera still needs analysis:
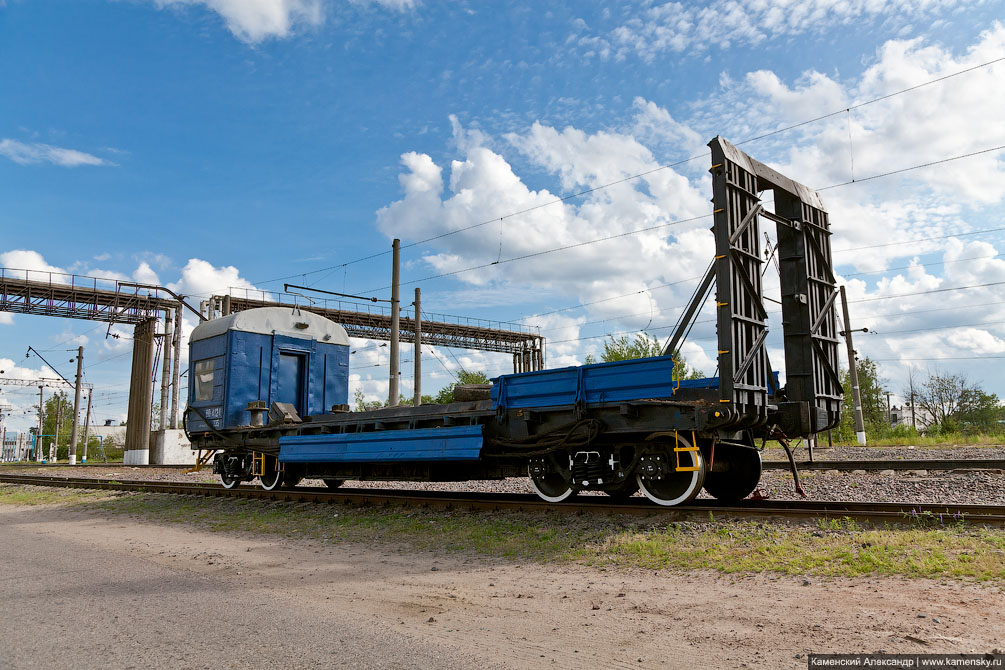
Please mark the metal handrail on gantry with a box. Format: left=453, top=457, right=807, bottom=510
left=217, top=290, right=546, bottom=371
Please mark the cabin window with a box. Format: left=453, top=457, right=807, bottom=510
left=194, top=359, right=214, bottom=401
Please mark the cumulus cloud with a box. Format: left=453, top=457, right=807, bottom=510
left=370, top=26, right=1005, bottom=390
left=582, top=0, right=980, bottom=61
left=0, top=139, right=111, bottom=167
left=375, top=110, right=713, bottom=348
left=151, top=0, right=416, bottom=43
left=351, top=0, right=416, bottom=10
left=0, top=249, right=66, bottom=275
left=153, top=0, right=324, bottom=43
left=133, top=262, right=161, bottom=286
left=167, top=258, right=257, bottom=298
left=698, top=24, right=1005, bottom=279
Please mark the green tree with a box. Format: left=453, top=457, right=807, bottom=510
left=40, top=391, right=75, bottom=459
left=353, top=388, right=438, bottom=411
left=432, top=369, right=491, bottom=404
left=585, top=334, right=704, bottom=379
left=914, top=370, right=1003, bottom=435
left=353, top=388, right=384, bottom=412
left=837, top=356, right=888, bottom=440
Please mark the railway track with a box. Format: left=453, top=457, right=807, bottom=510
left=3, top=473, right=1004, bottom=527
left=5, top=458, right=1005, bottom=472
left=761, top=458, right=1005, bottom=471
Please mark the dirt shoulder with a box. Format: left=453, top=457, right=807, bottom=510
left=2, top=492, right=1003, bottom=669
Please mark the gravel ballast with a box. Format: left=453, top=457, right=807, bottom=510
left=5, top=445, right=1005, bottom=507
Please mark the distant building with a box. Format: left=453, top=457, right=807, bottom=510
left=889, top=403, right=934, bottom=430
left=1, top=432, right=30, bottom=461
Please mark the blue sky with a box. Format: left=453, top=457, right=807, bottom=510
left=2, top=0, right=1004, bottom=432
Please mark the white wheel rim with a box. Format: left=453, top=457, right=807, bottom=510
left=636, top=450, right=704, bottom=507
left=259, top=468, right=282, bottom=491
left=221, top=475, right=239, bottom=489
left=528, top=464, right=574, bottom=503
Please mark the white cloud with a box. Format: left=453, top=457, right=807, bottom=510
left=670, top=23, right=1005, bottom=285
left=0, top=250, right=67, bottom=275
left=133, top=262, right=161, bottom=286
left=0, top=139, right=110, bottom=167
left=153, top=0, right=324, bottom=43
left=376, top=111, right=712, bottom=328
left=370, top=25, right=1005, bottom=387
left=699, top=24, right=1005, bottom=201
left=167, top=258, right=257, bottom=298
left=352, top=0, right=416, bottom=9
left=586, top=0, right=980, bottom=62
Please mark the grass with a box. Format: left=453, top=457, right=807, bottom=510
left=831, top=434, right=1004, bottom=448
left=585, top=519, right=1005, bottom=579
left=763, top=435, right=1005, bottom=451
left=3, top=484, right=1005, bottom=581
left=0, top=484, right=107, bottom=506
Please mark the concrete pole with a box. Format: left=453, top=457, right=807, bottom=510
left=388, top=238, right=401, bottom=406
left=413, top=287, right=422, bottom=406
left=840, top=286, right=867, bottom=445
left=53, top=397, right=62, bottom=462
left=36, top=386, right=43, bottom=462
left=160, top=312, right=172, bottom=431
left=125, top=318, right=155, bottom=465
left=170, top=303, right=183, bottom=429
left=68, top=346, right=83, bottom=465
left=81, top=391, right=92, bottom=463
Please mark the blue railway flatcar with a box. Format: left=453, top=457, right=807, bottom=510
left=185, top=305, right=769, bottom=505
left=184, top=137, right=842, bottom=505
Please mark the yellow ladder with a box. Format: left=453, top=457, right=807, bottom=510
left=673, top=430, right=700, bottom=472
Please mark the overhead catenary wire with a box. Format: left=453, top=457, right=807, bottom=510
left=820, top=144, right=1005, bottom=192
left=253, top=56, right=1004, bottom=288
left=362, top=212, right=713, bottom=293
left=352, top=143, right=1005, bottom=297
left=842, top=254, right=1000, bottom=277
left=506, top=233, right=1005, bottom=338
left=35, top=66, right=1005, bottom=405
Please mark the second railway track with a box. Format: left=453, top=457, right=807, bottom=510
left=3, top=473, right=1004, bottom=527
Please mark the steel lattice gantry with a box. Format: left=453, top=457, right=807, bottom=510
left=0, top=272, right=177, bottom=324
left=219, top=295, right=546, bottom=372
left=0, top=270, right=185, bottom=461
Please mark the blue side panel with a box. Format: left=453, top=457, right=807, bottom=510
left=226, top=331, right=270, bottom=429
left=279, top=425, right=484, bottom=463
left=188, top=334, right=229, bottom=431
left=491, top=356, right=720, bottom=410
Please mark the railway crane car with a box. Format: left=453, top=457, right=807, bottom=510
left=185, top=137, right=844, bottom=505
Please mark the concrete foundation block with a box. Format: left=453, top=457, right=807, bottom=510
left=150, top=430, right=194, bottom=465
left=123, top=449, right=150, bottom=466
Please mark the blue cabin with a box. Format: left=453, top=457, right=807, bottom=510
left=187, top=307, right=350, bottom=431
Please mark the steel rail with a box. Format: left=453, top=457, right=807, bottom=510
left=2, top=474, right=1004, bottom=526
left=761, top=459, right=1005, bottom=472
left=5, top=458, right=1005, bottom=472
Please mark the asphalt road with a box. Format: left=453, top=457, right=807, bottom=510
left=0, top=508, right=503, bottom=670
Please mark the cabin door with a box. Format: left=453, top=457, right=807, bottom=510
left=277, top=351, right=308, bottom=417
